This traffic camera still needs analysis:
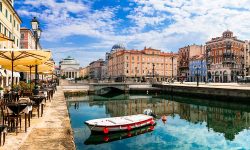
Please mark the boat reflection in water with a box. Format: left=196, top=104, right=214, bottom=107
left=84, top=124, right=156, bottom=145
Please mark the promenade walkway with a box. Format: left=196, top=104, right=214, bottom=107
left=161, top=82, right=250, bottom=90
left=0, top=86, right=75, bottom=150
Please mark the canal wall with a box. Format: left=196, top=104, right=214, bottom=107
left=153, top=84, right=250, bottom=101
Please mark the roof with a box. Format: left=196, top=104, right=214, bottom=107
left=190, top=55, right=205, bottom=61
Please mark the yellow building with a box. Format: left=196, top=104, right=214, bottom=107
left=0, top=0, right=22, bottom=88
left=79, top=66, right=90, bottom=78
left=108, top=47, right=178, bottom=82
left=0, top=0, right=22, bottom=49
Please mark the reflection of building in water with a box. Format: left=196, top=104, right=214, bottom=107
left=207, top=108, right=250, bottom=140
left=178, top=104, right=208, bottom=123
left=105, top=99, right=179, bottom=117
left=86, top=96, right=250, bottom=141
left=178, top=103, right=250, bottom=141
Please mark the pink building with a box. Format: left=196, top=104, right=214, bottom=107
left=20, top=27, right=41, bottom=49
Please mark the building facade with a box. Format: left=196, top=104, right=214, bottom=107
left=20, top=27, right=42, bottom=82
left=188, top=55, right=207, bottom=82
left=108, top=47, right=178, bottom=82
left=59, top=56, right=80, bottom=79
left=178, top=44, right=204, bottom=81
left=0, top=0, right=22, bottom=88
left=206, top=30, right=245, bottom=82
left=20, top=27, right=42, bottom=49
left=79, top=66, right=90, bottom=78
left=89, top=59, right=104, bottom=80
left=244, top=41, right=250, bottom=76
left=0, top=0, right=21, bottom=49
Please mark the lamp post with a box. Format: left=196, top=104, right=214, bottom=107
left=171, top=51, right=174, bottom=80
left=195, top=66, right=199, bottom=86
left=152, top=63, right=155, bottom=80
left=31, top=17, right=42, bottom=95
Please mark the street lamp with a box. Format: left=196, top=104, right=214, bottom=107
left=171, top=51, right=174, bottom=80
left=195, top=66, right=199, bottom=86
left=152, top=63, right=155, bottom=80
left=31, top=17, right=42, bottom=95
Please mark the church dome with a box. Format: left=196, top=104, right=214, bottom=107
left=111, top=43, right=125, bottom=53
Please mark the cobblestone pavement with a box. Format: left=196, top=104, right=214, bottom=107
left=0, top=86, right=75, bottom=150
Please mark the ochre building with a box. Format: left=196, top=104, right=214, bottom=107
left=108, top=47, right=178, bottom=82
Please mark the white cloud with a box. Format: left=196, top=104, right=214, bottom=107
left=17, top=0, right=117, bottom=41
left=17, top=0, right=250, bottom=65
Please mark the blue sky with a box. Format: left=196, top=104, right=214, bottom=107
left=15, top=0, right=250, bottom=66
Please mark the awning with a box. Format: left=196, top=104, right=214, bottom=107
left=0, top=69, right=6, bottom=77
left=5, top=70, right=20, bottom=77
left=14, top=72, right=20, bottom=77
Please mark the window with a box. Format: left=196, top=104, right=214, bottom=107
left=10, top=14, right=12, bottom=23
left=5, top=9, right=8, bottom=18
left=132, top=56, right=134, bottom=60
left=0, top=23, right=1, bottom=33
left=0, top=2, right=2, bottom=12
left=17, top=24, right=19, bottom=31
left=14, top=20, right=16, bottom=27
left=4, top=27, right=7, bottom=36
left=21, top=33, right=24, bottom=39
left=9, top=31, right=11, bottom=38
left=17, top=39, right=19, bottom=47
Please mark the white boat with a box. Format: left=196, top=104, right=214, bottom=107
left=85, top=114, right=155, bottom=133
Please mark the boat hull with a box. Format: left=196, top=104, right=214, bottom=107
left=85, top=114, right=155, bottom=133
left=84, top=124, right=156, bottom=145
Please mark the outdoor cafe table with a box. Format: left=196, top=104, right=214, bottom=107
left=29, top=95, right=46, bottom=118
left=3, top=92, right=19, bottom=102
left=5, top=102, right=32, bottom=133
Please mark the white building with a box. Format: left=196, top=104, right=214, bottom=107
left=0, top=0, right=22, bottom=88
left=59, top=56, right=80, bottom=79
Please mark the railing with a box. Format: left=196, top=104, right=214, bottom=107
left=223, top=52, right=234, bottom=57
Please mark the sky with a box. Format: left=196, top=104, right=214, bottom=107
left=15, top=0, right=250, bottom=67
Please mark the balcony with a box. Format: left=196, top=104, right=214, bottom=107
left=223, top=59, right=236, bottom=64
left=179, top=65, right=189, bottom=69
left=223, top=52, right=234, bottom=57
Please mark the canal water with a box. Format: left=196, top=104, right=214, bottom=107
left=66, top=94, right=250, bottom=150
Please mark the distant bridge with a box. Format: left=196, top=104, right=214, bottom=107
left=89, top=83, right=129, bottom=93
left=61, top=82, right=159, bottom=94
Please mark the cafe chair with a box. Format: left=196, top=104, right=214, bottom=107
left=0, top=104, right=8, bottom=146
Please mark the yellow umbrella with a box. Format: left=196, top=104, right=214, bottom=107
left=0, top=49, right=51, bottom=90
left=4, top=60, right=54, bottom=89
left=0, top=49, right=51, bottom=66
left=5, top=60, right=55, bottom=73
